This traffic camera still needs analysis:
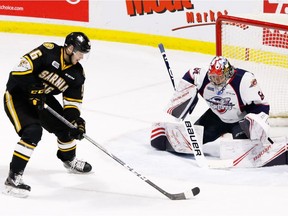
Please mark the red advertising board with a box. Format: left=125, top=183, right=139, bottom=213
left=0, top=0, right=89, bottom=22
left=263, top=0, right=288, bottom=14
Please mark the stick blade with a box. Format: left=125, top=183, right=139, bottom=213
left=185, top=186, right=200, bottom=199
left=192, top=186, right=200, bottom=196
left=168, top=186, right=200, bottom=200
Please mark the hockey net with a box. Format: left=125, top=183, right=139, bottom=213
left=216, top=15, right=288, bottom=126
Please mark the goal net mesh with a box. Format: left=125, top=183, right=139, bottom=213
left=216, top=15, right=288, bottom=124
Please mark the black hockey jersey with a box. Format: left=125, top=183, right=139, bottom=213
left=6, top=42, right=85, bottom=120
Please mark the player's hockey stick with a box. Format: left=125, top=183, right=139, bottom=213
left=158, top=43, right=176, bottom=90
left=44, top=104, right=200, bottom=200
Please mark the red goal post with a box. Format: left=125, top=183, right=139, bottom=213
left=215, top=15, right=288, bottom=125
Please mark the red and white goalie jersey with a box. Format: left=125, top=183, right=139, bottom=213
left=167, top=66, right=270, bottom=123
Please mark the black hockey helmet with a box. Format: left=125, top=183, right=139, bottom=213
left=64, top=32, right=91, bottom=54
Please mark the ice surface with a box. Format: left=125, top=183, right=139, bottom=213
left=0, top=33, right=287, bottom=216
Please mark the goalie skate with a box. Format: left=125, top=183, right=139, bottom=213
left=3, top=171, right=31, bottom=198
left=63, top=157, right=92, bottom=173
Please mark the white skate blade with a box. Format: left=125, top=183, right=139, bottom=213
left=2, top=185, right=30, bottom=198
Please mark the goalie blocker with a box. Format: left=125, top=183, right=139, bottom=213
left=151, top=121, right=288, bottom=168
left=166, top=79, right=198, bottom=120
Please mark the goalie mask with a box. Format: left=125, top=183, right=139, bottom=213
left=208, top=56, right=234, bottom=86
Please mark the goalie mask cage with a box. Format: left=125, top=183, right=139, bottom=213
left=216, top=15, right=288, bottom=125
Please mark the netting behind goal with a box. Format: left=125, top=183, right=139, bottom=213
left=216, top=15, right=288, bottom=125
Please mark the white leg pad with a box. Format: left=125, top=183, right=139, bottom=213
left=220, top=136, right=288, bottom=167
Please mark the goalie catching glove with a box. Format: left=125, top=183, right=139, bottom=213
left=239, top=112, right=270, bottom=144
left=69, top=117, right=86, bottom=140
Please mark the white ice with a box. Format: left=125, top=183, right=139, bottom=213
left=0, top=33, right=287, bottom=216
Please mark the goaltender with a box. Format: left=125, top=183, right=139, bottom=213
left=151, top=56, right=270, bottom=152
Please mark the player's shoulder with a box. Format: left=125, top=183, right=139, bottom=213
left=73, top=62, right=85, bottom=73
left=233, top=68, right=254, bottom=83
left=67, top=63, right=86, bottom=85
left=235, top=68, right=254, bottom=77
left=38, top=42, right=61, bottom=54
left=240, top=69, right=256, bottom=82
left=235, top=68, right=258, bottom=89
left=188, top=65, right=207, bottom=77
left=41, top=42, right=60, bottom=49
left=189, top=65, right=208, bottom=85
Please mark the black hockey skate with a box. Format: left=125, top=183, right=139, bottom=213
left=63, top=157, right=92, bottom=173
left=3, top=171, right=31, bottom=198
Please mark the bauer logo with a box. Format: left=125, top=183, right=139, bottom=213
left=184, top=121, right=202, bottom=156
left=263, top=0, right=288, bottom=14
left=126, top=0, right=194, bottom=16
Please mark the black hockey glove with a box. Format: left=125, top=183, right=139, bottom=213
left=28, top=83, right=46, bottom=110
left=69, top=117, right=86, bottom=140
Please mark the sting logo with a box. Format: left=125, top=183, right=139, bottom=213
left=206, top=96, right=234, bottom=113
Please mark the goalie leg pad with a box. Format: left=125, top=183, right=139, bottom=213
left=150, top=122, right=204, bottom=154
left=151, top=125, right=167, bottom=151
left=220, top=136, right=288, bottom=167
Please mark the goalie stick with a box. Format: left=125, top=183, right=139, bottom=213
left=158, top=43, right=176, bottom=90
left=158, top=43, right=233, bottom=169
left=44, top=104, right=200, bottom=200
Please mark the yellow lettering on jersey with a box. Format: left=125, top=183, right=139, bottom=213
left=39, top=71, right=69, bottom=92
left=60, top=85, right=69, bottom=92
left=45, top=86, right=54, bottom=94
left=39, top=71, right=50, bottom=79
left=50, top=74, right=59, bottom=84
left=43, top=72, right=53, bottom=81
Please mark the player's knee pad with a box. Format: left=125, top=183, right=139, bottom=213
left=21, top=124, right=43, bottom=144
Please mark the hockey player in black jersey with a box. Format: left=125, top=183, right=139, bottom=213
left=3, top=32, right=92, bottom=198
